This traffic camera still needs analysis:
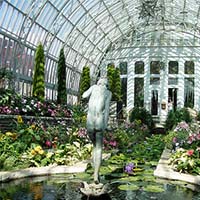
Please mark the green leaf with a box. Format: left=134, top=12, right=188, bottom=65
left=118, top=184, right=139, bottom=191
left=143, top=185, right=165, bottom=193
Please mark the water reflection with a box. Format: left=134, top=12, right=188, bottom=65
left=81, top=194, right=111, bottom=200
left=1, top=175, right=200, bottom=200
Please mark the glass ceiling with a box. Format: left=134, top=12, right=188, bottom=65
left=0, top=0, right=200, bottom=98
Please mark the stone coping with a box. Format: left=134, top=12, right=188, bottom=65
left=154, top=148, right=200, bottom=185
left=0, top=161, right=88, bottom=183
left=0, top=153, right=111, bottom=183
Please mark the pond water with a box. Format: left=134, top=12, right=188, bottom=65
left=1, top=174, right=200, bottom=200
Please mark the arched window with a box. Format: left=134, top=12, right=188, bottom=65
left=184, top=61, right=194, bottom=74
left=168, top=61, right=178, bottom=74
left=135, top=61, right=144, bottom=74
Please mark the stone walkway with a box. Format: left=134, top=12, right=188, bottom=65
left=154, top=148, right=200, bottom=185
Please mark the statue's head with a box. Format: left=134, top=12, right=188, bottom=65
left=97, top=77, right=108, bottom=87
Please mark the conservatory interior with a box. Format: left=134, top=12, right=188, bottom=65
left=1, top=0, right=200, bottom=199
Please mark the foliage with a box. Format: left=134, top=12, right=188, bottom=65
left=71, top=104, right=86, bottom=127
left=165, top=120, right=200, bottom=175
left=79, top=66, right=90, bottom=101
left=32, top=43, right=45, bottom=101
left=164, top=121, right=190, bottom=150
left=0, top=119, right=92, bottom=170
left=57, top=48, right=67, bottom=104
left=0, top=88, right=20, bottom=107
left=86, top=133, right=165, bottom=193
left=129, top=107, right=154, bottom=130
left=0, top=68, right=14, bottom=80
left=107, top=64, right=122, bottom=102
left=104, top=120, right=150, bottom=151
left=165, top=108, right=192, bottom=131
left=169, top=148, right=200, bottom=175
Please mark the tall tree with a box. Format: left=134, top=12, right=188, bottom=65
left=32, top=43, right=45, bottom=101
left=79, top=66, right=90, bottom=101
left=57, top=48, right=67, bottom=104
left=107, top=64, right=122, bottom=102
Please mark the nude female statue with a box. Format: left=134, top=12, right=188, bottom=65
left=82, top=77, right=112, bottom=183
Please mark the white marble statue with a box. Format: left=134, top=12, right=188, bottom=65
left=82, top=77, right=112, bottom=184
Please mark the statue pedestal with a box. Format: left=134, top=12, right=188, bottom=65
left=80, top=182, right=110, bottom=197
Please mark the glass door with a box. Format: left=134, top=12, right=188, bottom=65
left=151, top=90, right=158, bottom=115
left=168, top=88, right=177, bottom=111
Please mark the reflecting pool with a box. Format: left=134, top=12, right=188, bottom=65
left=1, top=174, right=200, bottom=200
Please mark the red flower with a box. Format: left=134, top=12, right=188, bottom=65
left=187, top=149, right=194, bottom=156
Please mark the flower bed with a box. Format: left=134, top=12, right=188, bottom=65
left=0, top=114, right=72, bottom=132
left=164, top=121, right=200, bottom=175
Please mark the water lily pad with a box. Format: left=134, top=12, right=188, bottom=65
left=143, top=175, right=155, bottom=182
left=120, top=176, right=144, bottom=182
left=118, top=184, right=139, bottom=191
left=133, top=168, right=144, bottom=172
left=143, top=185, right=165, bottom=193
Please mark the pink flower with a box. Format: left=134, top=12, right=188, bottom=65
left=187, top=135, right=196, bottom=144
left=77, top=128, right=87, bottom=138
left=172, top=137, right=177, bottom=143
left=109, top=140, right=117, bottom=147
left=187, top=149, right=194, bottom=156
left=45, top=140, right=52, bottom=147
left=196, top=134, right=200, bottom=140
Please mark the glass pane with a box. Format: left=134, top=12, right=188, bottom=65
left=184, top=78, right=194, bottom=108
left=119, top=62, right=127, bottom=75
left=150, top=61, right=160, bottom=74
left=150, top=77, right=160, bottom=85
left=184, top=61, right=194, bottom=74
left=135, top=61, right=144, bottom=74
left=168, top=61, right=178, bottom=74
left=134, top=78, right=144, bottom=107
left=168, top=78, right=178, bottom=85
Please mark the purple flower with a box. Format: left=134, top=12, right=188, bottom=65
left=124, top=163, right=135, bottom=174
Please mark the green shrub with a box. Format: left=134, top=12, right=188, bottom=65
left=32, top=43, right=45, bottom=101
left=79, top=66, right=90, bottom=101
left=57, top=48, right=67, bottom=104
left=129, top=107, right=154, bottom=130
left=165, top=108, right=192, bottom=131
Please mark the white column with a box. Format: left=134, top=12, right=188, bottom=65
left=194, top=59, right=200, bottom=111
left=144, top=59, right=150, bottom=112
left=177, top=59, right=184, bottom=108
left=127, top=60, right=135, bottom=113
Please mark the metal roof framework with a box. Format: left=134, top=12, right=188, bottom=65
left=0, top=0, right=200, bottom=100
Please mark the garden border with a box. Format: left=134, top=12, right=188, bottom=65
left=0, top=154, right=111, bottom=182
left=154, top=148, right=200, bottom=185
left=0, top=162, right=88, bottom=182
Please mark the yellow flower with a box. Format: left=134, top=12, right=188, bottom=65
left=5, top=132, right=13, bottom=137
left=31, top=124, right=36, bottom=129
left=31, top=149, right=36, bottom=155
left=17, top=115, right=23, bottom=124
left=38, top=150, right=44, bottom=155
left=35, top=146, right=42, bottom=152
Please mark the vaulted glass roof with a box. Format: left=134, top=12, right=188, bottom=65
left=0, top=0, right=200, bottom=99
